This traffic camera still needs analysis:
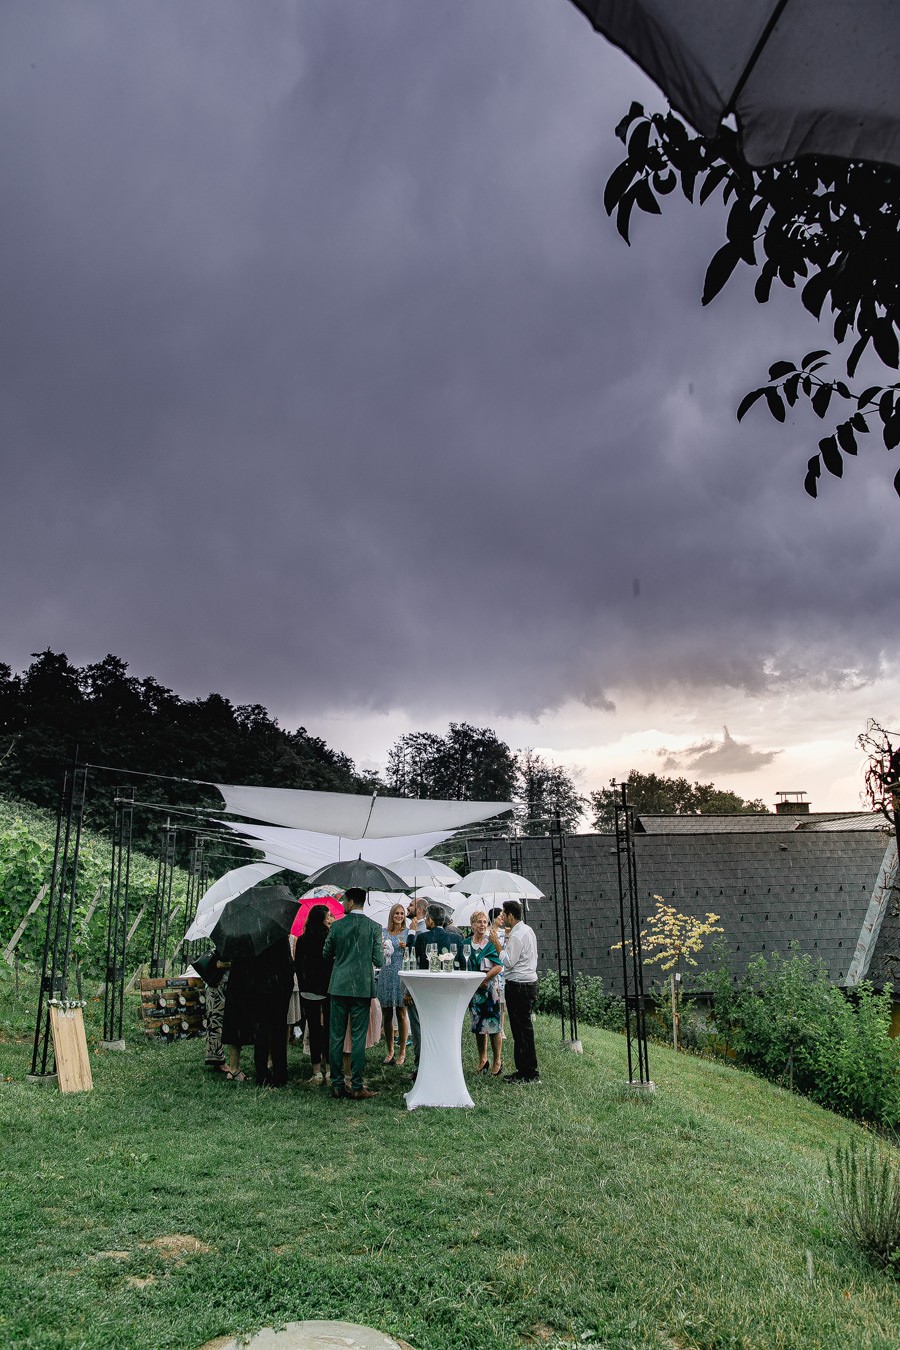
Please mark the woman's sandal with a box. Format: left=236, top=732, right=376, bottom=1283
left=396, top=1052, right=406, bottom=1067
left=225, top=1070, right=246, bottom=1082
left=383, top=1054, right=396, bottom=1066
left=477, top=1060, right=490, bottom=1074
left=491, top=1064, right=503, bottom=1077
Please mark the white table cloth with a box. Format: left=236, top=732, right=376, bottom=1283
left=399, top=970, right=484, bottom=1110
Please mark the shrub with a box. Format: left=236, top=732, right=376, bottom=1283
left=536, top=969, right=626, bottom=1033
left=706, top=948, right=900, bottom=1129
left=827, top=1139, right=900, bottom=1272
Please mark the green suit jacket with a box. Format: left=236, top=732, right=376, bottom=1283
left=322, top=911, right=384, bottom=999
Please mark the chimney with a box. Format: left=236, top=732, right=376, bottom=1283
left=775, top=791, right=810, bottom=815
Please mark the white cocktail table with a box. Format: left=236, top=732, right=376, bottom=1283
left=399, top=969, right=484, bottom=1109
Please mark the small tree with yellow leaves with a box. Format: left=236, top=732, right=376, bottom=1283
left=640, top=899, right=724, bottom=1051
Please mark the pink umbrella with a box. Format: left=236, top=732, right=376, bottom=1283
left=290, top=887, right=345, bottom=936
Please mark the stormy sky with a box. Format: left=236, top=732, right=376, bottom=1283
left=2, top=0, right=897, bottom=813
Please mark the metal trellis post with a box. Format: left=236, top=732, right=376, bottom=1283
left=29, top=757, right=89, bottom=1080
left=550, top=814, right=581, bottom=1053
left=613, top=781, right=654, bottom=1091
left=102, top=788, right=134, bottom=1048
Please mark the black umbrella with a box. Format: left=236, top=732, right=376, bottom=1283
left=304, top=858, right=409, bottom=893
left=209, top=884, right=300, bottom=959
left=568, top=0, right=900, bottom=169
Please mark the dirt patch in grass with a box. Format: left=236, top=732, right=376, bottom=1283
left=140, top=1233, right=212, bottom=1263
left=91, top=1250, right=130, bottom=1262
left=125, top=1275, right=156, bottom=1289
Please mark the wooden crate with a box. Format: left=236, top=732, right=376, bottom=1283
left=140, top=976, right=206, bottom=1041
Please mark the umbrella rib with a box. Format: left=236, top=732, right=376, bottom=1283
left=723, top=0, right=792, bottom=118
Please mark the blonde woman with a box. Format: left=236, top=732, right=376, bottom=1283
left=466, top=910, right=503, bottom=1076
left=376, top=901, right=409, bottom=1066
left=488, top=906, right=507, bottom=1042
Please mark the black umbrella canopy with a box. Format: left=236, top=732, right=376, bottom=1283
left=304, top=858, right=409, bottom=893
left=568, top=0, right=900, bottom=169
left=210, top=884, right=299, bottom=959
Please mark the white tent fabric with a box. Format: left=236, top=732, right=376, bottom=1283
left=185, top=862, right=282, bottom=940
left=215, top=783, right=512, bottom=838
left=216, top=821, right=456, bottom=876
left=570, top=0, right=900, bottom=168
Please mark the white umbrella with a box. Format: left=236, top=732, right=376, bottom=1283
left=387, top=857, right=460, bottom=887
left=450, top=869, right=543, bottom=899
left=363, top=891, right=405, bottom=924
left=451, top=892, right=532, bottom=928
left=411, top=886, right=458, bottom=906
left=299, top=884, right=344, bottom=900
left=186, top=862, right=282, bottom=940
left=567, top=0, right=900, bottom=169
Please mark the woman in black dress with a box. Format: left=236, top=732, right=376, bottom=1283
left=294, top=904, right=334, bottom=1084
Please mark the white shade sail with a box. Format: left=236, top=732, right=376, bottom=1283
left=216, top=783, right=511, bottom=838
left=216, top=821, right=456, bottom=876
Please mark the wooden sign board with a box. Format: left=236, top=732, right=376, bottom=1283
left=49, top=1005, right=93, bottom=1094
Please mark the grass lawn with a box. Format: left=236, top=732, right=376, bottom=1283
left=1, top=976, right=898, bottom=1350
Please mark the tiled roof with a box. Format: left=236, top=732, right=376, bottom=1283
left=804, top=814, right=890, bottom=832
left=468, top=829, right=897, bottom=997
left=635, top=812, right=871, bottom=833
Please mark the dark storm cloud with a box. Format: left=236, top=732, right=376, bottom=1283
left=1, top=0, right=896, bottom=731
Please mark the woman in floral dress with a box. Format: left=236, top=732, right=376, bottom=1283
left=466, top=909, right=503, bottom=1076
left=376, top=902, right=409, bottom=1065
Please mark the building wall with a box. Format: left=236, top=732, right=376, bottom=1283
left=467, top=830, right=894, bottom=996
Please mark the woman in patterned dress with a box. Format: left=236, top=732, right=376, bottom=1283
left=466, top=910, right=503, bottom=1076
left=376, top=902, right=409, bottom=1066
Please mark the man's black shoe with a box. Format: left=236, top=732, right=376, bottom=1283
left=502, top=1072, right=522, bottom=1082
left=503, top=1072, right=541, bottom=1083
left=330, top=1085, right=348, bottom=1099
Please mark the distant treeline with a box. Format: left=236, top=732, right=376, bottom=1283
left=0, top=651, right=378, bottom=842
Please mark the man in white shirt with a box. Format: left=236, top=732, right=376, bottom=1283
left=499, top=899, right=540, bottom=1083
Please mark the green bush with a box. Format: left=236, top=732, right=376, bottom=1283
left=706, top=949, right=900, bottom=1129
left=827, top=1138, right=900, bottom=1272
left=536, top=969, right=626, bottom=1033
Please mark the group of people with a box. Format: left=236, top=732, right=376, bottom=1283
left=200, top=889, right=541, bottom=1098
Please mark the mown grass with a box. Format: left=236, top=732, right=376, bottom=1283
left=1, top=973, right=898, bottom=1350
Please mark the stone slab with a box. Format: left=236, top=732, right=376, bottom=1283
left=207, top=1322, right=414, bottom=1350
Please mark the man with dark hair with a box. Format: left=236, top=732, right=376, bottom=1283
left=413, top=904, right=465, bottom=968
left=322, top=887, right=384, bottom=1100
left=500, top=899, right=540, bottom=1083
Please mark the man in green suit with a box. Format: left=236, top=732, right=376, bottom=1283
left=322, top=887, right=385, bottom=1100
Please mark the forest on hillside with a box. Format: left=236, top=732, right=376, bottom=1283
left=0, top=651, right=378, bottom=841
